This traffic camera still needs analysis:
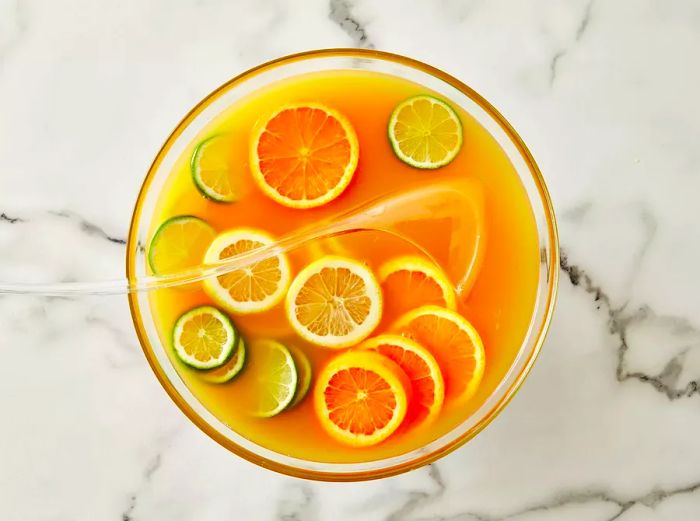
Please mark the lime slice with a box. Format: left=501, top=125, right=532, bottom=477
left=388, top=95, right=463, bottom=169
left=172, top=306, right=238, bottom=370
left=191, top=134, right=241, bottom=203
left=200, top=337, right=246, bottom=383
left=148, top=215, right=215, bottom=275
left=288, top=344, right=312, bottom=408
left=247, top=339, right=298, bottom=417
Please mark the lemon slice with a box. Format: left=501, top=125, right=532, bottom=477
left=148, top=216, right=215, bottom=275
left=203, top=228, right=291, bottom=315
left=172, top=306, right=238, bottom=370
left=388, top=95, right=463, bottom=169
left=285, top=256, right=382, bottom=348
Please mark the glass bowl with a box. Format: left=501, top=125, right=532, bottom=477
left=126, top=48, right=559, bottom=481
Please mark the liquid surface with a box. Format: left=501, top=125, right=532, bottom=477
left=145, top=70, right=539, bottom=463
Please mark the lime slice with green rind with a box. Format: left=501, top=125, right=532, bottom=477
left=388, top=95, right=463, bottom=169
left=172, top=306, right=238, bottom=370
left=200, top=337, right=246, bottom=384
left=288, top=344, right=312, bottom=408
left=191, top=134, right=241, bottom=203
left=246, top=339, right=297, bottom=417
left=148, top=215, right=215, bottom=275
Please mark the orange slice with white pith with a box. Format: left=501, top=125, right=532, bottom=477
left=314, top=350, right=410, bottom=447
left=360, top=334, right=444, bottom=425
left=250, top=103, right=359, bottom=209
left=378, top=255, right=457, bottom=318
left=393, top=305, right=485, bottom=403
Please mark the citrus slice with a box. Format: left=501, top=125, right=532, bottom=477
left=314, top=350, right=410, bottom=447
left=288, top=344, right=312, bottom=408
left=393, top=305, right=485, bottom=402
left=200, top=337, right=246, bottom=384
left=361, top=334, right=444, bottom=425
left=378, top=255, right=457, bottom=319
left=191, top=134, right=242, bottom=203
left=388, top=95, right=463, bottom=169
left=285, top=256, right=382, bottom=348
left=203, top=228, right=291, bottom=314
left=250, top=103, right=359, bottom=209
left=172, top=306, right=238, bottom=370
left=244, top=339, right=298, bottom=417
left=148, top=216, right=215, bottom=275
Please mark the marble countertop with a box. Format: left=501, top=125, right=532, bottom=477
left=2, top=0, right=700, bottom=519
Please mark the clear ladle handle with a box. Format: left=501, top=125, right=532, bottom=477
left=0, top=179, right=485, bottom=297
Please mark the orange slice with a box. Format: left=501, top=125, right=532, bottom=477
left=250, top=103, right=359, bottom=209
left=314, top=350, right=410, bottom=447
left=361, top=334, right=444, bottom=425
left=203, top=228, right=291, bottom=314
left=393, top=305, right=485, bottom=402
left=285, top=256, right=382, bottom=348
left=378, top=255, right=457, bottom=319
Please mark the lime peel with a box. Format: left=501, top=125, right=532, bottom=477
left=172, top=305, right=238, bottom=370
left=249, top=339, right=298, bottom=418
left=288, top=344, right=312, bottom=408
left=200, top=337, right=246, bottom=383
left=191, top=134, right=240, bottom=203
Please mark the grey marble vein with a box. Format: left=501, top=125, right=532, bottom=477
left=548, top=50, right=565, bottom=87
left=276, top=482, right=318, bottom=521
left=575, top=0, right=595, bottom=41
left=144, top=453, right=162, bottom=480
left=1, top=208, right=127, bottom=245
left=385, top=464, right=446, bottom=521
left=561, top=202, right=593, bottom=223
left=627, top=204, right=657, bottom=284
left=549, top=0, right=596, bottom=86
left=329, top=0, right=374, bottom=49
left=560, top=250, right=700, bottom=400
left=122, top=494, right=137, bottom=521
left=121, top=439, right=170, bottom=521
left=47, top=210, right=127, bottom=245
left=614, top=306, right=700, bottom=400
left=412, top=479, right=700, bottom=520
left=0, top=212, right=24, bottom=223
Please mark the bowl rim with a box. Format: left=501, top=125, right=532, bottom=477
left=126, top=48, right=560, bottom=481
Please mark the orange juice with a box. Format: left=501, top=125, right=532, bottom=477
left=145, top=70, right=539, bottom=463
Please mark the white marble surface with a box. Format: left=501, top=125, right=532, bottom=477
left=1, top=0, right=700, bottom=519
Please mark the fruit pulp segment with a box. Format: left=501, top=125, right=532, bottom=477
left=256, top=106, right=354, bottom=201
left=326, top=367, right=397, bottom=434
left=146, top=70, right=539, bottom=463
